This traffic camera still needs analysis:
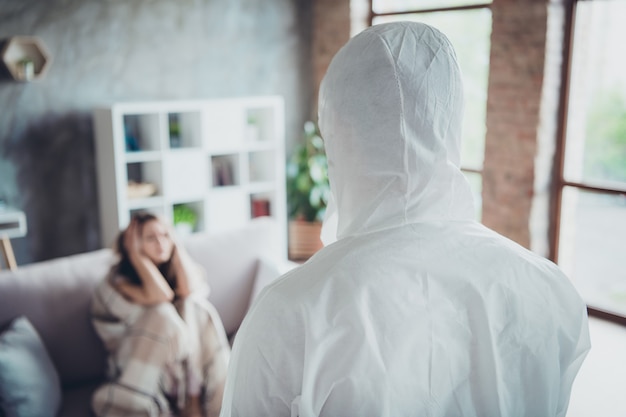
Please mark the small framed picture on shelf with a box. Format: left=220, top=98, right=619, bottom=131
left=168, top=113, right=181, bottom=148
left=251, top=198, right=271, bottom=218
left=124, top=123, right=140, bottom=152
left=212, top=157, right=235, bottom=187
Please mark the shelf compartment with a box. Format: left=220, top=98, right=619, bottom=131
left=248, top=150, right=275, bottom=183
left=245, top=106, right=275, bottom=143
left=250, top=192, right=273, bottom=218
left=123, top=114, right=162, bottom=152
left=211, top=154, right=240, bottom=187
left=205, top=102, right=246, bottom=152
left=168, top=111, right=202, bottom=149
left=126, top=161, right=163, bottom=199
left=172, top=201, right=204, bottom=236
left=163, top=151, right=207, bottom=201
left=206, top=189, right=249, bottom=233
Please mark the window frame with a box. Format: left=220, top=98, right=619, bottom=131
left=367, top=0, right=492, bottom=216
left=552, top=0, right=626, bottom=323
left=367, top=0, right=492, bottom=23
left=370, top=0, right=626, bottom=322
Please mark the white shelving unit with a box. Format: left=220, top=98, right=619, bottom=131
left=93, top=97, right=286, bottom=257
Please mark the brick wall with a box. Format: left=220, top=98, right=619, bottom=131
left=311, top=0, right=351, bottom=120
left=483, top=0, right=565, bottom=255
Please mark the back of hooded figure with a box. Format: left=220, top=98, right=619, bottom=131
left=220, top=22, right=590, bottom=417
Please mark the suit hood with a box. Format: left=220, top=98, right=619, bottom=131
left=319, top=22, right=475, bottom=243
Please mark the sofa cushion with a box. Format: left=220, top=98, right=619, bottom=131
left=0, top=249, right=113, bottom=387
left=183, top=217, right=283, bottom=335
left=0, top=316, right=61, bottom=417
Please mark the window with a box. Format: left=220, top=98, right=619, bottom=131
left=369, top=1, right=493, bottom=219
left=555, top=0, right=626, bottom=318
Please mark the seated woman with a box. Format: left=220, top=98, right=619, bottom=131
left=91, top=212, right=230, bottom=417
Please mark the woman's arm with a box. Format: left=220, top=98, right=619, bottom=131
left=119, top=219, right=175, bottom=305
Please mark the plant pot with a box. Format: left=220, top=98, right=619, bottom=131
left=174, top=222, right=194, bottom=236
left=288, top=220, right=323, bottom=260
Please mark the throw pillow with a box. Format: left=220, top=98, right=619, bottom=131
left=0, top=316, right=61, bottom=417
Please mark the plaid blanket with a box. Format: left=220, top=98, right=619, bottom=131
left=91, top=276, right=230, bottom=417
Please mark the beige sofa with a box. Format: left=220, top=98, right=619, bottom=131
left=0, top=218, right=293, bottom=417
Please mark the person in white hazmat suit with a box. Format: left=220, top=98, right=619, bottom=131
left=220, top=21, right=590, bottom=417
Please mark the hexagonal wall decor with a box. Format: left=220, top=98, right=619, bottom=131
left=1, top=36, right=51, bottom=81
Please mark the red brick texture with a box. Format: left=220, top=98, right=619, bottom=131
left=311, top=0, right=351, bottom=119
left=483, top=0, right=564, bottom=251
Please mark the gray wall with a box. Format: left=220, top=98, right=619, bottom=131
left=0, top=0, right=312, bottom=264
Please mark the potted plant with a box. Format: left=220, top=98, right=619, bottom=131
left=173, top=204, right=198, bottom=236
left=16, top=57, right=34, bottom=81
left=286, top=121, right=330, bottom=259
left=246, top=113, right=260, bottom=142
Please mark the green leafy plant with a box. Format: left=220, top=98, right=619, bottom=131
left=286, top=121, right=330, bottom=222
left=173, top=204, right=197, bottom=228
left=247, top=113, right=259, bottom=126
left=18, top=57, right=33, bottom=66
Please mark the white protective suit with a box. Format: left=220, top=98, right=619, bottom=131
left=220, top=22, right=590, bottom=417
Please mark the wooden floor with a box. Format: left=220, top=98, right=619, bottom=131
left=567, top=316, right=626, bottom=416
